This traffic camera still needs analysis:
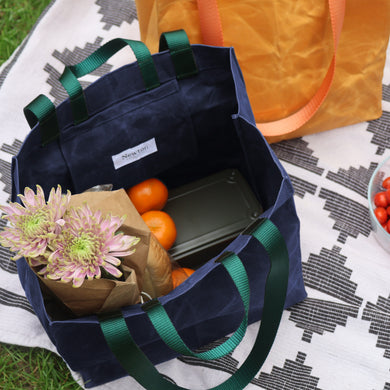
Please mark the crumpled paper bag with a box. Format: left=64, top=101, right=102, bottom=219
left=37, top=188, right=173, bottom=316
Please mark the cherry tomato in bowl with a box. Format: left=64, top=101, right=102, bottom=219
left=374, top=207, right=388, bottom=224
left=374, top=192, right=388, bottom=208
left=368, top=156, right=390, bottom=253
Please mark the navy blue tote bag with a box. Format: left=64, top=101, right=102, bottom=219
left=14, top=30, right=306, bottom=388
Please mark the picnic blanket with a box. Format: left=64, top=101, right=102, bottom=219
left=0, top=1, right=390, bottom=388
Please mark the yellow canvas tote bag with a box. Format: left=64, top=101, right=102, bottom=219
left=136, top=0, right=390, bottom=143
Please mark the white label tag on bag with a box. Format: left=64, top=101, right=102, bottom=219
left=112, top=138, right=158, bottom=170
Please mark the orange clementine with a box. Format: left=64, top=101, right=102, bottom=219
left=141, top=210, right=177, bottom=250
left=172, top=267, right=195, bottom=289
left=127, top=178, right=168, bottom=215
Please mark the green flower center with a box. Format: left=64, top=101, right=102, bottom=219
left=68, top=233, right=97, bottom=261
left=21, top=209, right=49, bottom=238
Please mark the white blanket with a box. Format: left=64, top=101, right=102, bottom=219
left=0, top=1, right=389, bottom=389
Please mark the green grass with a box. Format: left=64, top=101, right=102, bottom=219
left=0, top=343, right=81, bottom=389
left=0, top=1, right=82, bottom=388
left=0, top=0, right=53, bottom=65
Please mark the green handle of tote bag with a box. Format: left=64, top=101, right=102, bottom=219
left=59, top=38, right=160, bottom=125
left=24, top=31, right=197, bottom=146
left=61, top=29, right=198, bottom=122
left=140, top=249, right=250, bottom=360
left=99, top=218, right=289, bottom=390
left=159, top=30, right=198, bottom=79
left=24, top=94, right=59, bottom=147
left=23, top=39, right=160, bottom=146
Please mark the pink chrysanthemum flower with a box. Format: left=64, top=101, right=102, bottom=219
left=41, top=204, right=140, bottom=288
left=0, top=185, right=70, bottom=262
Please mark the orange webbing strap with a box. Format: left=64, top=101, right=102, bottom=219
left=197, top=0, right=224, bottom=46
left=196, top=0, right=346, bottom=137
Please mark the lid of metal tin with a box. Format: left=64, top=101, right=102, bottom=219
left=164, top=169, right=263, bottom=264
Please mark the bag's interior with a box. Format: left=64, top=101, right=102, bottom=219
left=14, top=48, right=283, bottom=213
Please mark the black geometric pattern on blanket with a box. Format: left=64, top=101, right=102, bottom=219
left=367, top=110, right=390, bottom=156
left=326, top=163, right=378, bottom=198
left=302, top=246, right=363, bottom=306
left=288, top=244, right=362, bottom=343
left=0, top=287, right=34, bottom=314
left=0, top=156, right=12, bottom=198
left=289, top=297, right=359, bottom=343
left=288, top=175, right=317, bottom=199
left=385, top=383, right=390, bottom=390
left=96, top=0, right=137, bottom=30
left=318, top=187, right=371, bottom=244
left=256, top=352, right=322, bottom=390
left=0, top=139, right=22, bottom=198
left=271, top=138, right=325, bottom=175
left=383, top=84, right=390, bottom=102
left=362, top=294, right=390, bottom=359
left=44, top=37, right=113, bottom=105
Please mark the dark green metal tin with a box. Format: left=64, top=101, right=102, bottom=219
left=164, top=169, right=263, bottom=268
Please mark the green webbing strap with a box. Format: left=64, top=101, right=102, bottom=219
left=23, top=94, right=60, bottom=146
left=141, top=251, right=249, bottom=360
left=159, top=30, right=198, bottom=80
left=59, top=38, right=160, bottom=124
left=59, top=67, right=89, bottom=124
left=99, top=218, right=289, bottom=390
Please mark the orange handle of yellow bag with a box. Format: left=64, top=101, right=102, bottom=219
left=197, top=0, right=224, bottom=46
left=197, top=0, right=346, bottom=138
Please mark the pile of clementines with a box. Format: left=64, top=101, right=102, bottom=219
left=126, top=178, right=194, bottom=288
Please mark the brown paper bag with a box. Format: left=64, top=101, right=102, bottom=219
left=38, top=265, right=139, bottom=316
left=68, top=189, right=151, bottom=290
left=38, top=189, right=173, bottom=316
left=68, top=189, right=174, bottom=297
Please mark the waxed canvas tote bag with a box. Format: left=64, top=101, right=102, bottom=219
left=14, top=31, right=306, bottom=388
left=136, top=0, right=390, bottom=143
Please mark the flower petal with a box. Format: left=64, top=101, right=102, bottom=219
left=104, top=255, right=122, bottom=267
left=103, top=263, right=123, bottom=278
